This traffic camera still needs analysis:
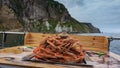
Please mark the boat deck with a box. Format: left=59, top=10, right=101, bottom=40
left=0, top=46, right=120, bottom=68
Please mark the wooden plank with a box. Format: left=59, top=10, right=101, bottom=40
left=0, top=46, right=23, bottom=54
left=24, top=32, right=109, bottom=53
left=110, top=52, right=120, bottom=61
left=0, top=54, right=92, bottom=68
left=0, top=46, right=93, bottom=68
left=0, top=46, right=120, bottom=68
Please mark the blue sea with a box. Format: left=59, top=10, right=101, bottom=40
left=78, top=33, right=120, bottom=55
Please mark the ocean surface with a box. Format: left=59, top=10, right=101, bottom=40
left=78, top=33, right=120, bottom=55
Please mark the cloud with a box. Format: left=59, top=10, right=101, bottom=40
left=55, top=0, right=120, bottom=33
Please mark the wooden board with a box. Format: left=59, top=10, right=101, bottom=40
left=0, top=46, right=120, bottom=68
left=0, top=46, right=23, bottom=54
left=0, top=46, right=93, bottom=68
left=24, top=32, right=108, bottom=53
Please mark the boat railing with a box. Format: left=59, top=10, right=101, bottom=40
left=0, top=31, right=26, bottom=48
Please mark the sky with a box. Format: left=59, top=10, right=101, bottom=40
left=55, top=0, right=120, bottom=33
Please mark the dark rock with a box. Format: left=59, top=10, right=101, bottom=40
left=0, top=0, right=2, bottom=9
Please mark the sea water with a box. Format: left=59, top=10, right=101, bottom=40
left=78, top=33, right=120, bottom=55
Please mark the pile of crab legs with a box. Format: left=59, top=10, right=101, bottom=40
left=33, top=33, right=86, bottom=63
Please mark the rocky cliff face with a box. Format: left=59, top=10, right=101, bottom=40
left=0, top=0, right=100, bottom=33
left=0, top=5, right=22, bottom=31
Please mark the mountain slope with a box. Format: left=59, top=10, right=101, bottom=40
left=0, top=0, right=100, bottom=33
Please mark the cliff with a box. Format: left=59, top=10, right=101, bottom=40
left=0, top=0, right=100, bottom=33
